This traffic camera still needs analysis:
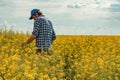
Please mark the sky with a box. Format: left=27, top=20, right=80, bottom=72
left=0, top=0, right=120, bottom=35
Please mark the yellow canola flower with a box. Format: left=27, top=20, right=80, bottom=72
left=10, top=48, right=15, bottom=52
left=52, top=77, right=57, bottom=80
left=117, top=68, right=120, bottom=72
left=96, top=58, right=103, bottom=65
left=11, top=54, right=21, bottom=61
left=1, top=46, right=8, bottom=51
left=24, top=73, right=34, bottom=79
left=90, top=73, right=97, bottom=78
left=0, top=30, right=120, bottom=80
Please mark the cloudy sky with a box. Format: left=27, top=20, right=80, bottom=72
left=0, top=0, right=120, bottom=35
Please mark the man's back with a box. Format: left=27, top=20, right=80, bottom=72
left=32, top=15, right=56, bottom=49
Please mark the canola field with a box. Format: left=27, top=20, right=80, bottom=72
left=0, top=30, right=120, bottom=80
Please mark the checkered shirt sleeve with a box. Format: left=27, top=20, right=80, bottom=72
left=32, top=19, right=40, bottom=36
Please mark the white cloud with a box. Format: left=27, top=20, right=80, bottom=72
left=66, top=0, right=120, bottom=9
left=1, top=0, right=120, bottom=17
left=0, top=0, right=69, bottom=17
left=0, top=0, right=120, bottom=35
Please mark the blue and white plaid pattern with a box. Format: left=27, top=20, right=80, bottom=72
left=32, top=15, right=56, bottom=49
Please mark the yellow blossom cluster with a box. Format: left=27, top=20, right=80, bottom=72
left=0, top=30, right=120, bottom=80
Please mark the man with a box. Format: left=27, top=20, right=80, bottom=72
left=21, top=8, right=56, bottom=54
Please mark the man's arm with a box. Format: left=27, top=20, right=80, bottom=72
left=21, top=34, right=36, bottom=47
left=21, top=19, right=40, bottom=47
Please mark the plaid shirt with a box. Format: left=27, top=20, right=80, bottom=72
left=32, top=15, right=56, bottom=49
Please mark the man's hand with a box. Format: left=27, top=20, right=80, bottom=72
left=51, top=40, right=54, bottom=44
left=21, top=42, right=27, bottom=47
left=21, top=34, right=36, bottom=48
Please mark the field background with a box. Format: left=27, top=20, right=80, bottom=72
left=0, top=30, right=120, bottom=80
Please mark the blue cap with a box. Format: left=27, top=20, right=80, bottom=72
left=29, top=8, right=39, bottom=20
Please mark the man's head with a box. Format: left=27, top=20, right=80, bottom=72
left=29, top=8, right=42, bottom=20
